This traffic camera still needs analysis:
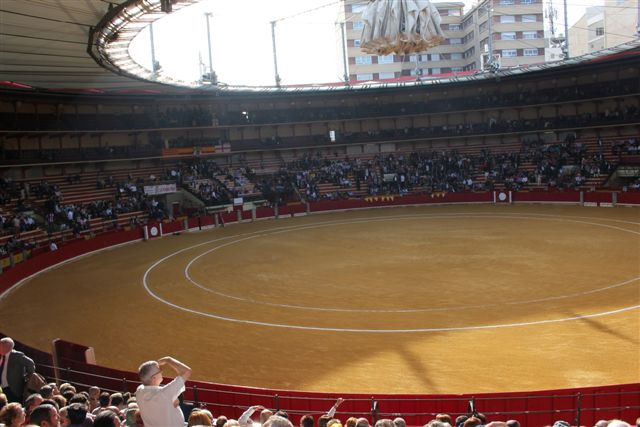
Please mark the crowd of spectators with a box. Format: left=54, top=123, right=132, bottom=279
left=0, top=376, right=636, bottom=427
left=177, top=159, right=258, bottom=206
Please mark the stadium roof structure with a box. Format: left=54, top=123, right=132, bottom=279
left=1, top=0, right=639, bottom=96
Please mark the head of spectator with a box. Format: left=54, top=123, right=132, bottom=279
left=346, top=417, right=358, bottom=427
left=40, top=385, right=54, bottom=400
left=455, top=416, right=468, bottom=427
left=393, top=418, right=406, bottom=427
left=263, top=415, right=294, bottom=427
left=225, top=419, right=241, bottom=427
left=42, top=399, right=59, bottom=409
left=327, top=419, right=342, bottom=427
left=301, top=415, right=315, bottom=427
left=552, top=421, right=570, bottom=427
left=48, top=383, right=60, bottom=396
left=475, top=413, right=486, bottom=425
left=216, top=415, right=228, bottom=427
left=463, top=417, right=481, bottom=427
left=275, top=411, right=289, bottom=420
left=505, top=421, right=520, bottom=427
left=188, top=409, right=213, bottom=427
left=29, top=403, right=60, bottom=427
left=59, top=405, right=70, bottom=427
left=0, top=401, right=26, bottom=427
left=52, top=395, right=67, bottom=411
left=260, top=410, right=274, bottom=425
left=355, top=418, right=370, bottom=427
left=96, top=392, right=110, bottom=411
left=318, top=415, right=332, bottom=427
left=424, top=421, right=446, bottom=427
left=93, top=410, right=120, bottom=427
left=62, top=390, right=75, bottom=403
left=435, top=415, right=451, bottom=426
left=59, top=384, right=76, bottom=396
left=0, top=392, right=7, bottom=411
left=66, top=402, right=88, bottom=426
left=68, top=394, right=88, bottom=407
left=607, top=421, right=632, bottom=427
left=109, top=393, right=124, bottom=410
left=25, top=393, right=44, bottom=418
left=594, top=421, right=608, bottom=427
left=374, top=420, right=394, bottom=427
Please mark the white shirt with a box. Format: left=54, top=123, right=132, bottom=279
left=136, top=375, right=186, bottom=427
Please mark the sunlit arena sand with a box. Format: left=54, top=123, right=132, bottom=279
left=1, top=204, right=638, bottom=394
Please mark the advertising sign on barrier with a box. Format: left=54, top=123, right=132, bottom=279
left=144, top=184, right=177, bottom=196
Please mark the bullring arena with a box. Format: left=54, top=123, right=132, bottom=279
left=1, top=203, right=639, bottom=395
left=1, top=0, right=640, bottom=425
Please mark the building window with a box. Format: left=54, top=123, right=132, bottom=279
left=409, top=54, right=418, bottom=62
left=353, top=39, right=361, bottom=47
left=355, top=56, right=372, bottom=65
left=502, top=49, right=517, bottom=57
left=352, top=20, right=364, bottom=30
left=500, top=0, right=515, bottom=4
left=595, top=27, right=604, bottom=36
left=479, top=22, right=488, bottom=32
left=430, top=68, right=441, bottom=75
left=449, top=9, right=461, bottom=16
left=449, top=24, right=461, bottom=31
left=524, top=48, right=539, bottom=56
left=430, top=53, right=440, bottom=61
left=500, top=15, right=516, bottom=23
left=379, top=71, right=395, bottom=79
left=522, top=14, right=537, bottom=22
left=378, top=54, right=394, bottom=64
left=501, top=32, right=517, bottom=40
left=449, top=38, right=462, bottom=44
left=521, top=0, right=534, bottom=3
left=352, top=3, right=367, bottom=13
left=451, top=52, right=463, bottom=60
left=356, top=73, right=373, bottom=81
left=451, top=66, right=463, bottom=72
left=523, top=31, right=537, bottom=39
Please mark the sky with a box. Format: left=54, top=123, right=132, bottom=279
left=129, top=0, right=606, bottom=87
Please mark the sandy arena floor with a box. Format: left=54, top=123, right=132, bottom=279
left=1, top=204, right=638, bottom=394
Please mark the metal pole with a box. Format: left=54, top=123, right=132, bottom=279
left=270, top=21, right=281, bottom=87
left=205, top=13, right=214, bottom=82
left=340, top=22, right=349, bottom=84
left=563, top=0, right=570, bottom=58
left=575, top=392, right=581, bottom=427
left=149, top=23, right=158, bottom=73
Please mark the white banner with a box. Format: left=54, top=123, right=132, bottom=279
left=144, top=183, right=177, bottom=195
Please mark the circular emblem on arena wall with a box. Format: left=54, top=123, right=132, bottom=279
left=498, top=192, right=507, bottom=201
left=150, top=226, right=159, bottom=237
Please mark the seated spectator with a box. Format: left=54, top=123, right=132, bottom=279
left=29, top=403, right=60, bottom=427
left=188, top=409, right=213, bottom=426
left=94, top=409, right=120, bottom=427
left=0, top=401, right=26, bottom=427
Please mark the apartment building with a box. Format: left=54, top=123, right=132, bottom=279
left=342, top=0, right=546, bottom=82
left=569, top=0, right=639, bottom=58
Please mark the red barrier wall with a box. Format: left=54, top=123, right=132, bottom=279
left=512, top=191, right=582, bottom=203
left=0, top=228, right=143, bottom=293
left=618, top=191, right=640, bottom=204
